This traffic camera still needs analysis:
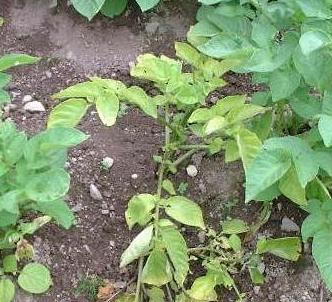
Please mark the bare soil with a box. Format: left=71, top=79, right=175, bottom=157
left=0, top=0, right=331, bottom=301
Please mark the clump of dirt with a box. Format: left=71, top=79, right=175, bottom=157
left=1, top=0, right=332, bottom=301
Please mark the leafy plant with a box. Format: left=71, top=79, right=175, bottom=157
left=49, top=42, right=302, bottom=300
left=69, top=0, right=161, bottom=20
left=0, top=121, right=87, bottom=301
left=189, top=0, right=332, bottom=291
left=0, top=54, right=40, bottom=106
left=0, top=54, right=87, bottom=301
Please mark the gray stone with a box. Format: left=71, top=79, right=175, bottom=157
left=186, top=165, right=198, bottom=177
left=89, top=184, right=103, bottom=201
left=281, top=217, right=300, bottom=232
left=23, top=101, right=45, bottom=113
left=22, top=94, right=33, bottom=103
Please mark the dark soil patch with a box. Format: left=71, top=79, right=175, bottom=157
left=1, top=1, right=331, bottom=301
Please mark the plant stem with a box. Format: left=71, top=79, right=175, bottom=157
left=173, top=149, right=198, bottom=167
left=134, top=257, right=144, bottom=302
left=179, top=144, right=209, bottom=151
left=155, top=106, right=171, bottom=237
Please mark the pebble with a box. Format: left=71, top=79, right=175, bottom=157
left=22, top=94, right=33, bottom=103
left=23, top=101, right=45, bottom=113
left=101, top=157, right=114, bottom=170
left=89, top=184, right=103, bottom=201
left=131, top=173, right=138, bottom=179
left=72, top=203, right=83, bottom=213
left=281, top=216, right=300, bottom=232
left=186, top=165, right=198, bottom=177
left=45, top=70, right=52, bottom=78
left=101, top=209, right=110, bottom=215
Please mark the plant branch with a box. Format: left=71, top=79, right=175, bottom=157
left=173, top=149, right=198, bottom=167
left=134, top=257, right=144, bottom=302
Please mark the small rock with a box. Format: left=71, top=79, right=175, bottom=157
left=101, top=209, right=110, bottom=215
left=281, top=217, right=300, bottom=232
left=101, top=157, right=114, bottom=170
left=45, top=71, right=52, bottom=78
left=22, top=94, right=33, bottom=103
left=186, top=165, right=198, bottom=177
left=90, top=184, right=103, bottom=201
left=131, top=173, right=138, bottom=179
left=72, top=203, right=83, bottom=213
left=253, top=286, right=261, bottom=295
left=23, top=101, right=45, bottom=113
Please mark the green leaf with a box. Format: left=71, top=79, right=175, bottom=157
left=279, top=166, right=307, bottom=206
left=306, top=178, right=331, bottom=202
left=164, top=196, right=205, bottom=229
left=96, top=91, right=119, bottom=126
left=0, top=54, right=40, bottom=72
left=120, top=225, right=153, bottom=267
left=115, top=294, right=135, bottom=302
left=221, top=219, right=249, bottom=234
left=125, top=194, right=157, bottom=229
left=0, top=73, right=11, bottom=88
left=135, top=0, right=160, bottom=12
left=264, top=136, right=319, bottom=187
left=160, top=226, right=189, bottom=286
left=18, top=263, right=52, bottom=294
left=53, top=81, right=101, bottom=100
left=175, top=42, right=204, bottom=68
left=147, top=287, right=165, bottom=302
left=319, top=114, right=332, bottom=147
left=299, top=31, right=331, bottom=55
left=250, top=111, right=273, bottom=141
left=3, top=255, right=17, bottom=273
left=188, top=275, right=218, bottom=301
left=71, top=0, right=106, bottom=20
left=33, top=199, right=75, bottom=229
left=228, top=234, right=242, bottom=252
left=18, top=216, right=51, bottom=236
left=48, top=98, right=90, bottom=128
left=256, top=237, right=301, bottom=261
left=235, top=128, right=262, bottom=172
left=312, top=230, right=332, bottom=291
left=226, top=104, right=266, bottom=124
left=224, top=140, right=240, bottom=163
left=25, top=169, right=70, bottom=203
left=301, top=200, right=327, bottom=242
left=162, top=179, right=176, bottom=195
left=101, top=0, right=128, bottom=17
left=0, top=279, right=15, bottom=302
left=269, top=66, right=301, bottom=102
left=295, top=0, right=332, bottom=19
left=245, top=149, right=292, bottom=202
left=120, top=86, right=157, bottom=118
left=141, top=249, right=172, bottom=286
left=204, top=116, right=227, bottom=135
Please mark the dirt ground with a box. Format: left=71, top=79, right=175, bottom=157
left=1, top=0, right=332, bottom=301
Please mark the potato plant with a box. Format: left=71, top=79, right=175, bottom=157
left=190, top=0, right=332, bottom=292
left=49, top=42, right=303, bottom=301
left=68, top=0, right=161, bottom=20
left=0, top=54, right=88, bottom=302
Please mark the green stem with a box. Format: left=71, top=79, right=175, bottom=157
left=134, top=257, right=144, bottom=302
left=179, top=144, right=209, bottom=151
left=155, top=106, right=171, bottom=238
left=173, top=149, right=198, bottom=167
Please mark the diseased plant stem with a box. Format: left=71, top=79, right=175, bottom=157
left=135, top=257, right=144, bottom=302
